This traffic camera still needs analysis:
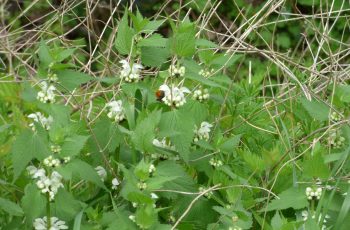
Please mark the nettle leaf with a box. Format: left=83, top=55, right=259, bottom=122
left=104, top=210, right=138, bottom=230
left=132, top=110, right=162, bottom=153
left=170, top=21, right=196, bottom=57
left=60, top=134, right=89, bottom=157
left=38, top=40, right=53, bottom=68
left=143, top=20, right=165, bottom=32
left=138, top=34, right=168, bottom=47
left=52, top=189, right=82, bottom=221
left=141, top=46, right=171, bottom=67
left=303, top=152, right=330, bottom=179
left=12, top=129, right=49, bottom=181
left=115, top=13, right=135, bottom=55
left=134, top=159, right=151, bottom=181
left=0, top=197, right=23, bottom=216
left=135, top=204, right=157, bottom=229
left=261, top=187, right=308, bottom=212
left=21, top=184, right=46, bottom=225
left=56, top=70, right=93, bottom=91
left=182, top=100, right=208, bottom=124
left=300, top=98, right=329, bottom=121
left=59, top=159, right=106, bottom=190
left=219, top=135, right=241, bottom=153
left=196, top=38, right=219, bottom=48
left=159, top=109, right=195, bottom=162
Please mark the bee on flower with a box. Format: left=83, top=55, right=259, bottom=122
left=157, top=84, right=190, bottom=107
left=106, top=100, right=125, bottom=122
left=119, top=59, right=143, bottom=82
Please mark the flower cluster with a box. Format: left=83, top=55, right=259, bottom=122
left=301, top=210, right=329, bottom=230
left=50, top=145, right=61, bottom=154
left=199, top=186, right=213, bottom=198
left=152, top=138, right=175, bottom=150
left=33, top=216, right=68, bottom=230
left=37, top=81, right=56, bottom=103
left=330, top=111, right=342, bottom=122
left=137, top=181, right=147, bottom=190
left=27, top=166, right=64, bottom=201
left=199, top=68, right=214, bottom=78
left=119, top=60, right=143, bottom=82
left=328, top=129, right=345, bottom=148
left=159, top=84, right=190, bottom=107
left=169, top=64, right=185, bottom=77
left=28, top=112, right=53, bottom=130
left=106, top=100, right=125, bottom=122
left=95, top=166, right=107, bottom=181
left=193, top=88, right=209, bottom=102
left=209, top=157, right=223, bottom=167
left=43, top=155, right=61, bottom=167
left=306, top=187, right=322, bottom=200
left=149, top=164, right=156, bottom=174
left=194, top=122, right=213, bottom=142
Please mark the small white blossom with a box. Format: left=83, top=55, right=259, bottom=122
left=129, top=215, right=136, bottom=222
left=50, top=145, right=61, bottom=154
left=149, top=164, right=156, bottom=174
left=28, top=112, right=53, bottom=130
left=301, top=210, right=329, bottom=230
left=112, top=177, right=120, bottom=190
left=32, top=169, right=63, bottom=201
left=120, top=59, right=143, bottom=82
left=33, top=216, right=68, bottom=230
left=306, top=187, right=322, bottom=200
left=199, top=68, right=214, bottom=78
left=209, top=158, right=223, bottom=167
left=150, top=193, right=158, bottom=199
left=328, top=129, right=345, bottom=149
left=106, top=100, right=125, bottom=122
left=159, top=84, right=190, bottom=107
left=95, top=166, right=107, bottom=181
left=137, top=181, right=147, bottom=190
left=169, top=64, right=185, bottom=77
left=330, top=111, right=342, bottom=122
left=63, top=156, right=71, bottom=163
left=43, top=155, right=61, bottom=167
left=152, top=138, right=175, bottom=150
left=194, top=122, right=213, bottom=142
left=48, top=73, right=58, bottom=82
left=37, top=81, right=56, bottom=103
left=193, top=88, right=209, bottom=102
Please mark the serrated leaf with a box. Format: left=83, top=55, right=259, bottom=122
left=38, top=40, right=53, bottom=68
left=138, top=34, right=168, bottom=47
left=196, top=39, right=219, bottom=48
left=303, top=152, right=330, bottom=179
left=56, top=70, right=93, bottom=91
left=115, top=13, right=135, bottom=55
left=60, top=134, right=89, bottom=157
left=261, top=187, right=308, bottom=212
left=143, top=20, right=165, bottom=32
left=12, top=129, right=49, bottom=181
left=300, top=98, right=329, bottom=121
left=21, top=184, right=46, bottom=225
left=135, top=204, right=157, bottom=229
left=170, top=22, right=196, bottom=57
left=52, top=189, right=82, bottom=221
left=0, top=197, right=23, bottom=216
left=141, top=46, right=170, bottom=67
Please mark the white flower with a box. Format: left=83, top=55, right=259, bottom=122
left=150, top=193, right=158, bottom=199
left=199, top=68, right=214, bottom=78
left=194, top=122, right=213, bottom=142
left=43, top=155, right=61, bottom=167
left=119, top=59, right=143, bottom=82
left=159, top=84, right=190, bottom=107
left=29, top=168, right=63, bottom=201
left=152, top=138, right=175, bottom=150
left=169, top=64, right=185, bottom=77
left=301, top=210, right=329, bottom=230
left=137, top=182, right=147, bottom=190
left=33, top=216, right=68, bottom=230
left=50, top=145, right=61, bottom=153
left=112, top=177, right=120, bottom=190
left=149, top=164, right=156, bottom=174
left=129, top=215, right=136, bottom=222
left=63, top=156, right=71, bottom=163
left=28, top=112, right=53, bottom=130
left=193, top=88, right=209, bottom=102
left=95, top=166, right=107, bottom=181
left=106, top=100, right=125, bottom=122
left=306, top=187, right=322, bottom=200
left=37, top=81, right=56, bottom=103
left=209, top=158, right=223, bottom=167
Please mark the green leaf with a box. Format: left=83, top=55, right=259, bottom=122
left=132, top=110, right=162, bottom=153
left=141, top=46, right=170, bottom=67
left=303, top=152, right=330, bottom=179
left=261, top=187, right=308, bottom=212
left=138, top=34, right=168, bottom=47
left=0, top=197, right=23, bottom=216
left=59, top=159, right=107, bottom=189
left=159, top=110, right=195, bottom=161
left=170, top=22, right=196, bottom=57
left=56, top=70, right=93, bottom=91
left=52, top=189, right=82, bottom=221
left=38, top=40, right=53, bottom=68
left=60, top=134, right=89, bottom=157
left=143, top=20, right=165, bottom=32
left=300, top=98, right=330, bottom=121
left=196, top=39, right=219, bottom=48
left=115, top=13, right=135, bottom=55
left=12, top=129, right=49, bottom=181
left=135, top=204, right=157, bottom=229
left=271, top=212, right=284, bottom=229
left=21, top=184, right=46, bottom=225
left=105, top=210, right=138, bottom=230
left=334, top=185, right=350, bottom=229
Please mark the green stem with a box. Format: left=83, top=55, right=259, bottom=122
left=46, top=192, right=51, bottom=229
